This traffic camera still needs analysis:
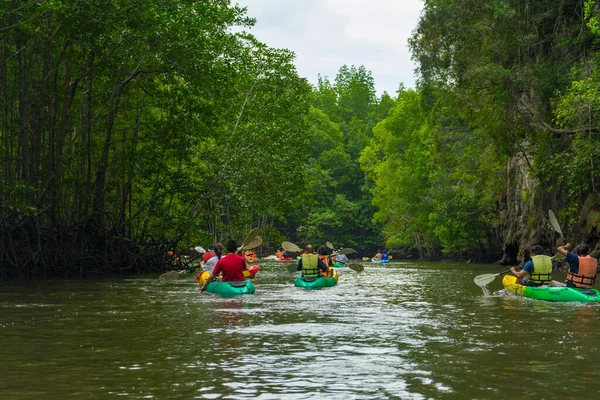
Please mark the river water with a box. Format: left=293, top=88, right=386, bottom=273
left=2, top=261, right=600, bottom=399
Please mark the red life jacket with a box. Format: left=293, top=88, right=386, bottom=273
left=566, top=255, right=598, bottom=288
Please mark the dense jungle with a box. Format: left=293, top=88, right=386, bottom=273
left=2, top=0, right=600, bottom=278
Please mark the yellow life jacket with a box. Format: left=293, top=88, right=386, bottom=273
left=566, top=256, right=598, bottom=288
left=529, top=255, right=552, bottom=285
left=302, top=254, right=320, bottom=278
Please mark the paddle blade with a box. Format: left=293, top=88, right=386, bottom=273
left=243, top=236, right=262, bottom=250
left=242, top=227, right=261, bottom=248
left=287, top=263, right=298, bottom=273
left=362, top=257, right=370, bottom=261
left=282, top=241, right=301, bottom=252
left=473, top=273, right=499, bottom=287
left=326, top=241, right=334, bottom=249
left=338, top=248, right=356, bottom=255
left=348, top=263, right=364, bottom=272
left=548, top=210, right=563, bottom=235
left=551, top=252, right=565, bottom=261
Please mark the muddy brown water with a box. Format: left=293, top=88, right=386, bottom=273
left=2, top=261, right=600, bottom=399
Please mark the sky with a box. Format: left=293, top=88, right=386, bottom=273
left=234, top=0, right=424, bottom=96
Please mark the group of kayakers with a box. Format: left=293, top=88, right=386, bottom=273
left=509, top=243, right=597, bottom=288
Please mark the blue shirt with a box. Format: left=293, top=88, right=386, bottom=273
left=565, top=252, right=579, bottom=288
left=522, top=260, right=534, bottom=283
left=566, top=251, right=579, bottom=273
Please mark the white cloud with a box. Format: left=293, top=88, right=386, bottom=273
left=235, top=0, right=423, bottom=95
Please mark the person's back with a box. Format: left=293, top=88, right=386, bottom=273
left=298, top=245, right=328, bottom=278
left=527, top=254, right=553, bottom=286
left=202, top=244, right=222, bottom=273
left=374, top=250, right=382, bottom=261
left=510, top=245, right=552, bottom=286
left=335, top=253, right=348, bottom=264
left=317, top=245, right=331, bottom=267
left=566, top=244, right=597, bottom=288
left=381, top=251, right=389, bottom=261
left=213, top=241, right=246, bottom=282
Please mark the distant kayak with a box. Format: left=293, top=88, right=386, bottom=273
left=243, top=264, right=260, bottom=278
left=372, top=258, right=390, bottom=263
left=262, top=255, right=295, bottom=261
left=294, top=268, right=338, bottom=290
left=503, top=275, right=600, bottom=303
left=332, top=262, right=348, bottom=269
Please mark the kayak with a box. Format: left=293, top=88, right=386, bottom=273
left=205, top=280, right=256, bottom=298
left=196, top=265, right=259, bottom=287
left=372, top=258, right=390, bottom=263
left=332, top=262, right=348, bottom=269
left=502, top=275, right=600, bottom=303
left=262, top=255, right=294, bottom=261
left=243, top=264, right=260, bottom=278
left=295, top=268, right=338, bottom=290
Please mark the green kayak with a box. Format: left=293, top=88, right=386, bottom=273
left=503, top=275, right=600, bottom=303
left=332, top=262, right=347, bottom=269
left=294, top=269, right=338, bottom=290
left=205, top=280, right=256, bottom=298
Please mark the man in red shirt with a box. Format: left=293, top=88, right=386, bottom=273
left=201, top=240, right=247, bottom=291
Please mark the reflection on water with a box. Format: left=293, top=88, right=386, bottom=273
left=2, top=262, right=600, bottom=399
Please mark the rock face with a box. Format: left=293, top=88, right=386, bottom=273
left=499, top=149, right=600, bottom=269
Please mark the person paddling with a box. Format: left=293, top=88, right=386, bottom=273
left=549, top=243, right=597, bottom=288
left=201, top=240, right=247, bottom=291
left=381, top=250, right=389, bottom=262
left=509, top=245, right=553, bottom=286
left=201, top=243, right=222, bottom=274
left=297, top=245, right=328, bottom=278
left=374, top=250, right=382, bottom=261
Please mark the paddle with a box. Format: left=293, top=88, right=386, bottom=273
left=337, top=248, right=356, bottom=255
left=282, top=241, right=301, bottom=253
left=241, top=227, right=261, bottom=249
left=348, top=263, right=364, bottom=272
left=474, top=268, right=520, bottom=287
left=548, top=210, right=565, bottom=245
left=243, top=236, right=262, bottom=250
left=326, top=241, right=334, bottom=250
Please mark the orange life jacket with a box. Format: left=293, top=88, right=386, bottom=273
left=566, top=256, right=598, bottom=288
left=318, top=254, right=331, bottom=267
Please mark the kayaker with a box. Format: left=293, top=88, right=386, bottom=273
left=201, top=243, right=222, bottom=274
left=509, top=245, right=553, bottom=286
left=276, top=249, right=283, bottom=260
left=374, top=250, right=382, bottom=261
left=241, top=249, right=254, bottom=264
left=297, top=245, right=328, bottom=278
left=334, top=252, right=349, bottom=264
left=381, top=250, right=389, bottom=262
left=549, top=243, right=597, bottom=288
left=200, top=244, right=216, bottom=269
left=201, top=240, right=247, bottom=291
